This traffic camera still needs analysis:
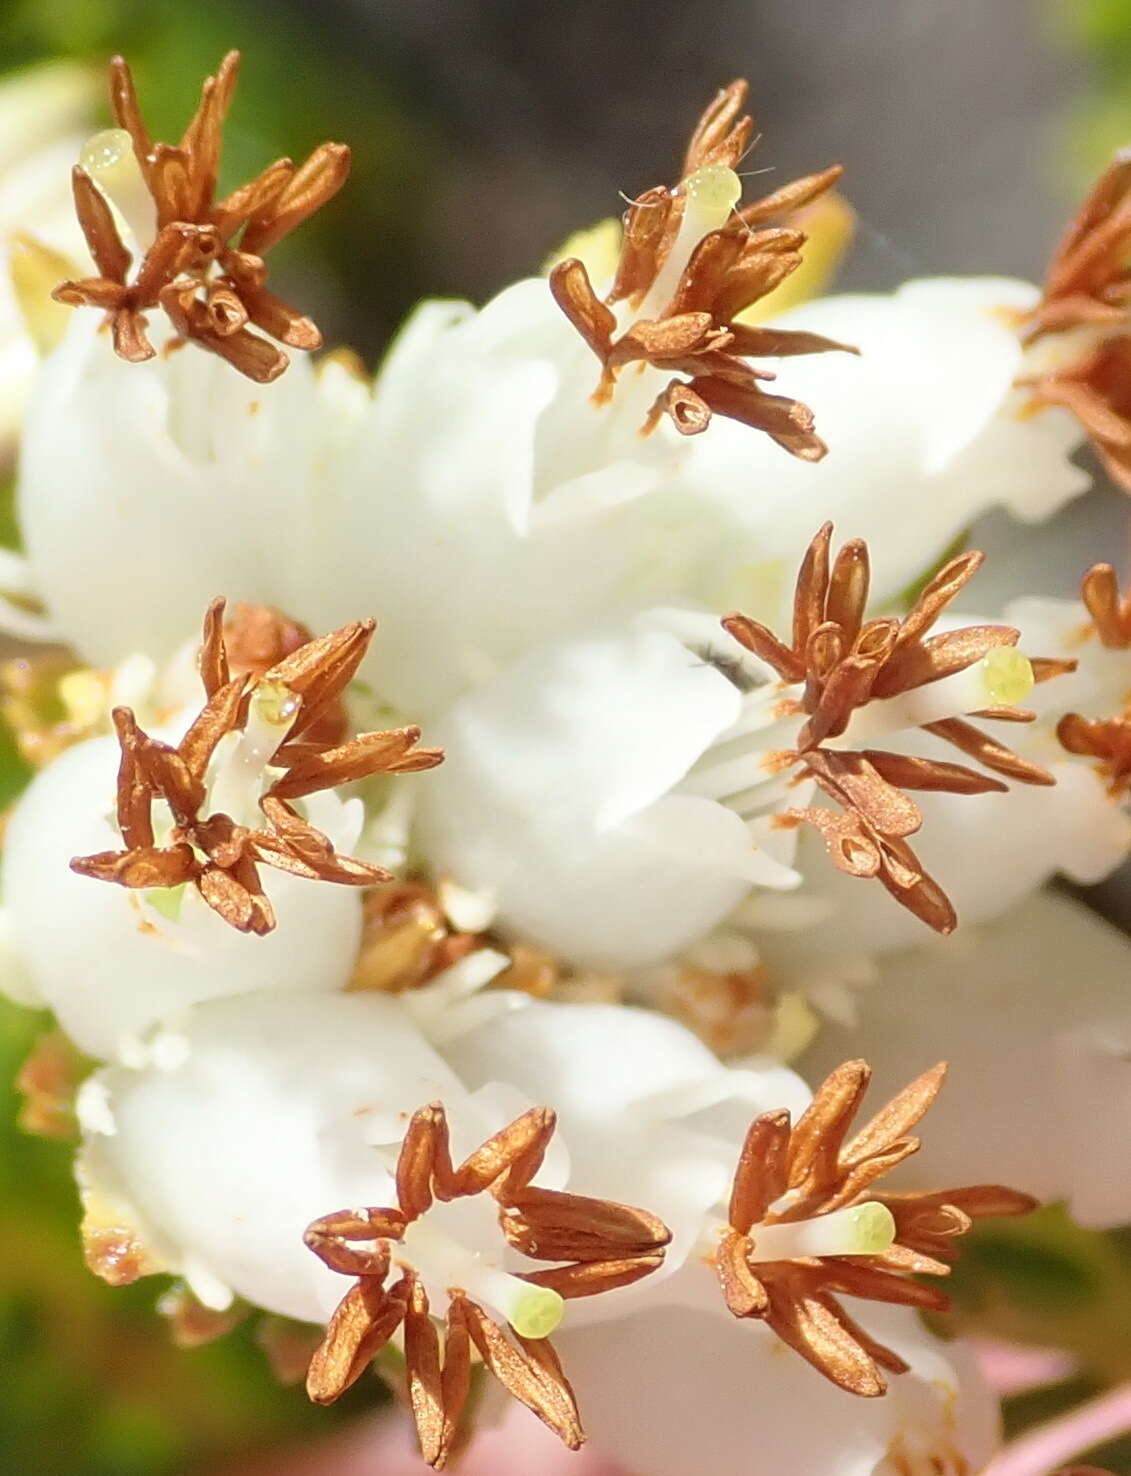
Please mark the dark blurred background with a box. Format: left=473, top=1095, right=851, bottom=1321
left=0, top=0, right=1110, bottom=361
left=4, top=1, right=1131, bottom=1471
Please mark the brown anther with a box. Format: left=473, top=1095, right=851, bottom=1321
left=1020, top=155, right=1131, bottom=490
left=70, top=598, right=442, bottom=935
left=714, top=1060, right=1035, bottom=1397
left=724, top=524, right=1063, bottom=933
left=349, top=882, right=484, bottom=993
left=549, top=79, right=851, bottom=450
left=1080, top=562, right=1131, bottom=649
left=304, top=1101, right=670, bottom=1467
left=53, top=51, right=350, bottom=381
left=1055, top=562, right=1131, bottom=796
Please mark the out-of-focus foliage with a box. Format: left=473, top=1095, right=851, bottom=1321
left=1056, top=0, right=1131, bottom=184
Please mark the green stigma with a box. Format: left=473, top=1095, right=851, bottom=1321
left=683, top=164, right=742, bottom=223
left=979, top=646, right=1034, bottom=706
left=253, top=680, right=302, bottom=729
left=509, top=1285, right=564, bottom=1340
left=80, top=128, right=135, bottom=178
left=844, top=1201, right=896, bottom=1255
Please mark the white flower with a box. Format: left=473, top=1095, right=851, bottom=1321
left=681, top=278, right=1089, bottom=615
left=439, top=991, right=810, bottom=1300
left=799, top=890, right=1131, bottom=1227
left=558, top=1304, right=998, bottom=1476
left=0, top=61, right=97, bottom=457
left=76, top=978, right=1015, bottom=1470
left=414, top=613, right=783, bottom=969
left=0, top=726, right=364, bottom=1059
left=295, top=284, right=708, bottom=716
left=415, top=521, right=1122, bottom=976
left=77, top=991, right=475, bottom=1320
left=13, top=324, right=367, bottom=658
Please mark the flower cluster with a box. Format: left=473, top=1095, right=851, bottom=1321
left=4, top=48, right=1131, bottom=1476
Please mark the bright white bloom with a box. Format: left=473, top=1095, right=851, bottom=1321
left=685, top=278, right=1089, bottom=612
left=7, top=77, right=1101, bottom=722
left=0, top=61, right=97, bottom=457
left=78, top=981, right=1015, bottom=1467
left=440, top=992, right=810, bottom=1300
left=7, top=53, right=1131, bottom=1476
left=5, top=50, right=358, bottom=656
left=800, top=890, right=1131, bottom=1227
left=558, top=1304, right=998, bottom=1476
left=77, top=991, right=476, bottom=1319
left=78, top=987, right=804, bottom=1318
left=0, top=726, right=364, bottom=1059
left=415, top=614, right=773, bottom=969
left=416, top=526, right=1128, bottom=976
left=296, top=284, right=708, bottom=716
left=13, top=323, right=367, bottom=657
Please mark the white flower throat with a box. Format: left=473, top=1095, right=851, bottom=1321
left=206, top=681, right=300, bottom=828
left=681, top=645, right=1036, bottom=818
left=634, top=164, right=743, bottom=320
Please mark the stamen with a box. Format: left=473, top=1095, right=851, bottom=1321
left=55, top=53, right=350, bottom=380
left=712, top=1061, right=1036, bottom=1397
left=305, top=1102, right=669, bottom=1465
left=848, top=650, right=1035, bottom=739
left=718, top=526, right=1063, bottom=932
left=638, top=164, right=741, bottom=317
left=70, top=600, right=442, bottom=935
left=79, top=128, right=155, bottom=248
left=548, top=80, right=848, bottom=449
left=400, top=1217, right=565, bottom=1339
left=1019, top=153, right=1131, bottom=491
left=747, top=1201, right=895, bottom=1260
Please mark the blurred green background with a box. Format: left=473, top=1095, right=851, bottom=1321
left=3, top=0, right=1131, bottom=1470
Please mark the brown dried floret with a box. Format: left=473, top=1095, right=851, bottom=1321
left=550, top=80, right=851, bottom=451
left=305, top=1102, right=671, bottom=1467
left=54, top=51, right=349, bottom=381
left=70, top=598, right=442, bottom=935
left=724, top=523, right=1067, bottom=932
left=1020, top=153, right=1131, bottom=491
left=714, top=1059, right=1035, bottom=1396
left=15, top=1029, right=87, bottom=1139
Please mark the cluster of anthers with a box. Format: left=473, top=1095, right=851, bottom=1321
left=70, top=598, right=441, bottom=934
left=1020, top=152, right=1131, bottom=489
left=303, top=1102, right=671, bottom=1467
left=711, top=1059, right=1035, bottom=1396
left=53, top=51, right=349, bottom=380
left=1058, top=562, right=1131, bottom=795
left=724, top=523, right=1070, bottom=931
left=299, top=1066, right=1035, bottom=1466
left=550, top=79, right=852, bottom=452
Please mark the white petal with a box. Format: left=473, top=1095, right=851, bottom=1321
left=557, top=1303, right=997, bottom=1476
left=17, top=319, right=364, bottom=666
left=800, top=890, right=1131, bottom=1226
left=678, top=277, right=1086, bottom=613
left=78, top=991, right=474, bottom=1323
left=0, top=734, right=363, bottom=1059
left=415, top=622, right=756, bottom=967
left=443, top=995, right=808, bottom=1301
